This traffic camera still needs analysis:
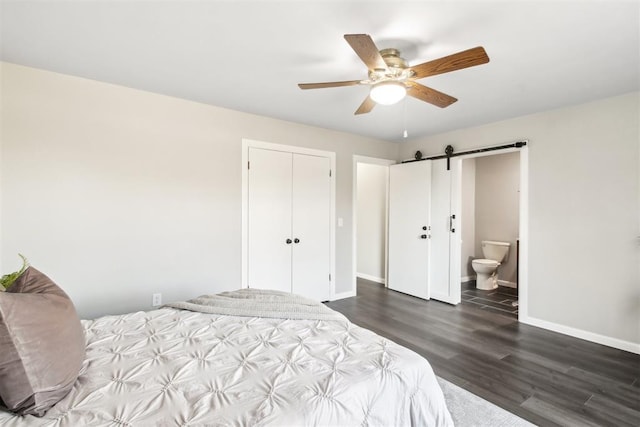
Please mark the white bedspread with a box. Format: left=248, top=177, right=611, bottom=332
left=165, top=288, right=348, bottom=322
left=1, top=305, right=453, bottom=426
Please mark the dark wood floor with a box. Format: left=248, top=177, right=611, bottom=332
left=326, top=279, right=640, bottom=427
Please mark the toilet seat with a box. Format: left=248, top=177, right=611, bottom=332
left=472, top=259, right=500, bottom=267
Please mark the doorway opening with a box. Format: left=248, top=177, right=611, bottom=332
left=352, top=156, right=395, bottom=296
left=460, top=151, right=521, bottom=318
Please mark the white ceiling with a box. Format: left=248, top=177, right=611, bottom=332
left=1, top=1, right=638, bottom=142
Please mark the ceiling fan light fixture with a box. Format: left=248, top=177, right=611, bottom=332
left=370, top=81, right=406, bottom=105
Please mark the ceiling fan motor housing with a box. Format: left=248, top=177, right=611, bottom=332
left=369, top=48, right=415, bottom=82
left=380, top=48, right=407, bottom=69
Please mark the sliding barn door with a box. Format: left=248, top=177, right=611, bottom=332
left=388, top=161, right=431, bottom=299
left=247, top=147, right=331, bottom=300
left=430, top=158, right=462, bottom=304
left=247, top=147, right=293, bottom=292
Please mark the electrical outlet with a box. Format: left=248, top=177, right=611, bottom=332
left=152, top=293, right=162, bottom=307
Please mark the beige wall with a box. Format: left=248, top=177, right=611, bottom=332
left=475, top=152, right=520, bottom=285
left=356, top=163, right=387, bottom=282
left=399, top=92, right=640, bottom=348
left=0, top=62, right=399, bottom=318
left=460, top=158, right=476, bottom=278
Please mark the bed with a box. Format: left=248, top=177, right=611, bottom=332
left=0, top=289, right=453, bottom=426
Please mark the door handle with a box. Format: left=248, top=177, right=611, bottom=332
left=294, top=238, right=300, bottom=244
left=420, top=234, right=428, bottom=239
left=286, top=238, right=292, bottom=244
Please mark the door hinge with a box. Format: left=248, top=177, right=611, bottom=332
left=329, top=169, right=332, bottom=177
left=247, top=161, right=250, bottom=170
left=329, top=274, right=331, bottom=281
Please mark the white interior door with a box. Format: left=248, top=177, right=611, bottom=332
left=291, top=154, right=331, bottom=301
left=247, top=147, right=292, bottom=292
left=430, top=158, right=461, bottom=304
left=388, top=161, right=431, bottom=299
left=449, top=158, right=462, bottom=303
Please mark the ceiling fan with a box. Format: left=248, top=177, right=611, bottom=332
left=298, top=34, right=489, bottom=115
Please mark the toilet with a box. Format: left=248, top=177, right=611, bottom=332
left=471, top=241, right=510, bottom=290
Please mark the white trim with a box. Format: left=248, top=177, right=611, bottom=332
left=241, top=142, right=249, bottom=289
left=356, top=273, right=386, bottom=284
left=241, top=138, right=337, bottom=300
left=243, top=138, right=338, bottom=158
left=333, top=291, right=357, bottom=300
left=352, top=155, right=396, bottom=297
left=520, top=315, right=640, bottom=355
left=497, top=280, right=517, bottom=288
left=352, top=155, right=397, bottom=166
left=518, top=145, right=529, bottom=321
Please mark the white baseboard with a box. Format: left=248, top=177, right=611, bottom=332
left=497, top=280, right=517, bottom=288
left=461, top=275, right=476, bottom=282
left=520, top=315, right=640, bottom=355
left=332, top=291, right=356, bottom=300
left=356, top=273, right=386, bottom=284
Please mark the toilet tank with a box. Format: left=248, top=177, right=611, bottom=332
left=481, top=240, right=510, bottom=262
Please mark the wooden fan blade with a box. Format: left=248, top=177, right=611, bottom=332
left=407, top=82, right=457, bottom=108
left=355, top=95, right=376, bottom=115
left=298, top=80, right=361, bottom=90
left=411, top=46, right=489, bottom=79
left=344, top=34, right=388, bottom=71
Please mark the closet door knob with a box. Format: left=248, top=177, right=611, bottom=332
left=420, top=234, right=428, bottom=239
left=294, top=238, right=300, bottom=244
left=286, top=239, right=292, bottom=244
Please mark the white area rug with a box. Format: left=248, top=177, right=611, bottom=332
left=438, top=377, right=536, bottom=426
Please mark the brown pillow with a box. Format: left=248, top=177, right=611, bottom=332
left=0, top=267, right=85, bottom=416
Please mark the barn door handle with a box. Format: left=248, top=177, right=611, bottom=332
left=294, top=238, right=300, bottom=244
left=286, top=238, right=292, bottom=244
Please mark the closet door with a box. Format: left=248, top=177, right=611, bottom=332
left=291, top=154, right=331, bottom=301
left=247, top=147, right=293, bottom=292
left=388, top=161, right=431, bottom=299
left=430, top=158, right=461, bottom=304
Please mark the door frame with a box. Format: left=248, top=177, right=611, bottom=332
left=241, top=139, right=337, bottom=298
left=455, top=144, right=528, bottom=321
left=351, top=155, right=396, bottom=297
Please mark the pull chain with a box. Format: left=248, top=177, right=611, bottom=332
left=402, top=98, right=408, bottom=139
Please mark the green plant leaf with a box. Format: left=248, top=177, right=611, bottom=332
left=0, top=254, right=29, bottom=291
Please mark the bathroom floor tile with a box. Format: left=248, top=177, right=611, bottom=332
left=461, top=281, right=518, bottom=319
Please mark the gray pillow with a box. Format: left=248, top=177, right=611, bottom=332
left=0, top=267, right=85, bottom=416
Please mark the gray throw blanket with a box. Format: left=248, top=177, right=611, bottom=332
left=165, top=288, right=348, bottom=322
